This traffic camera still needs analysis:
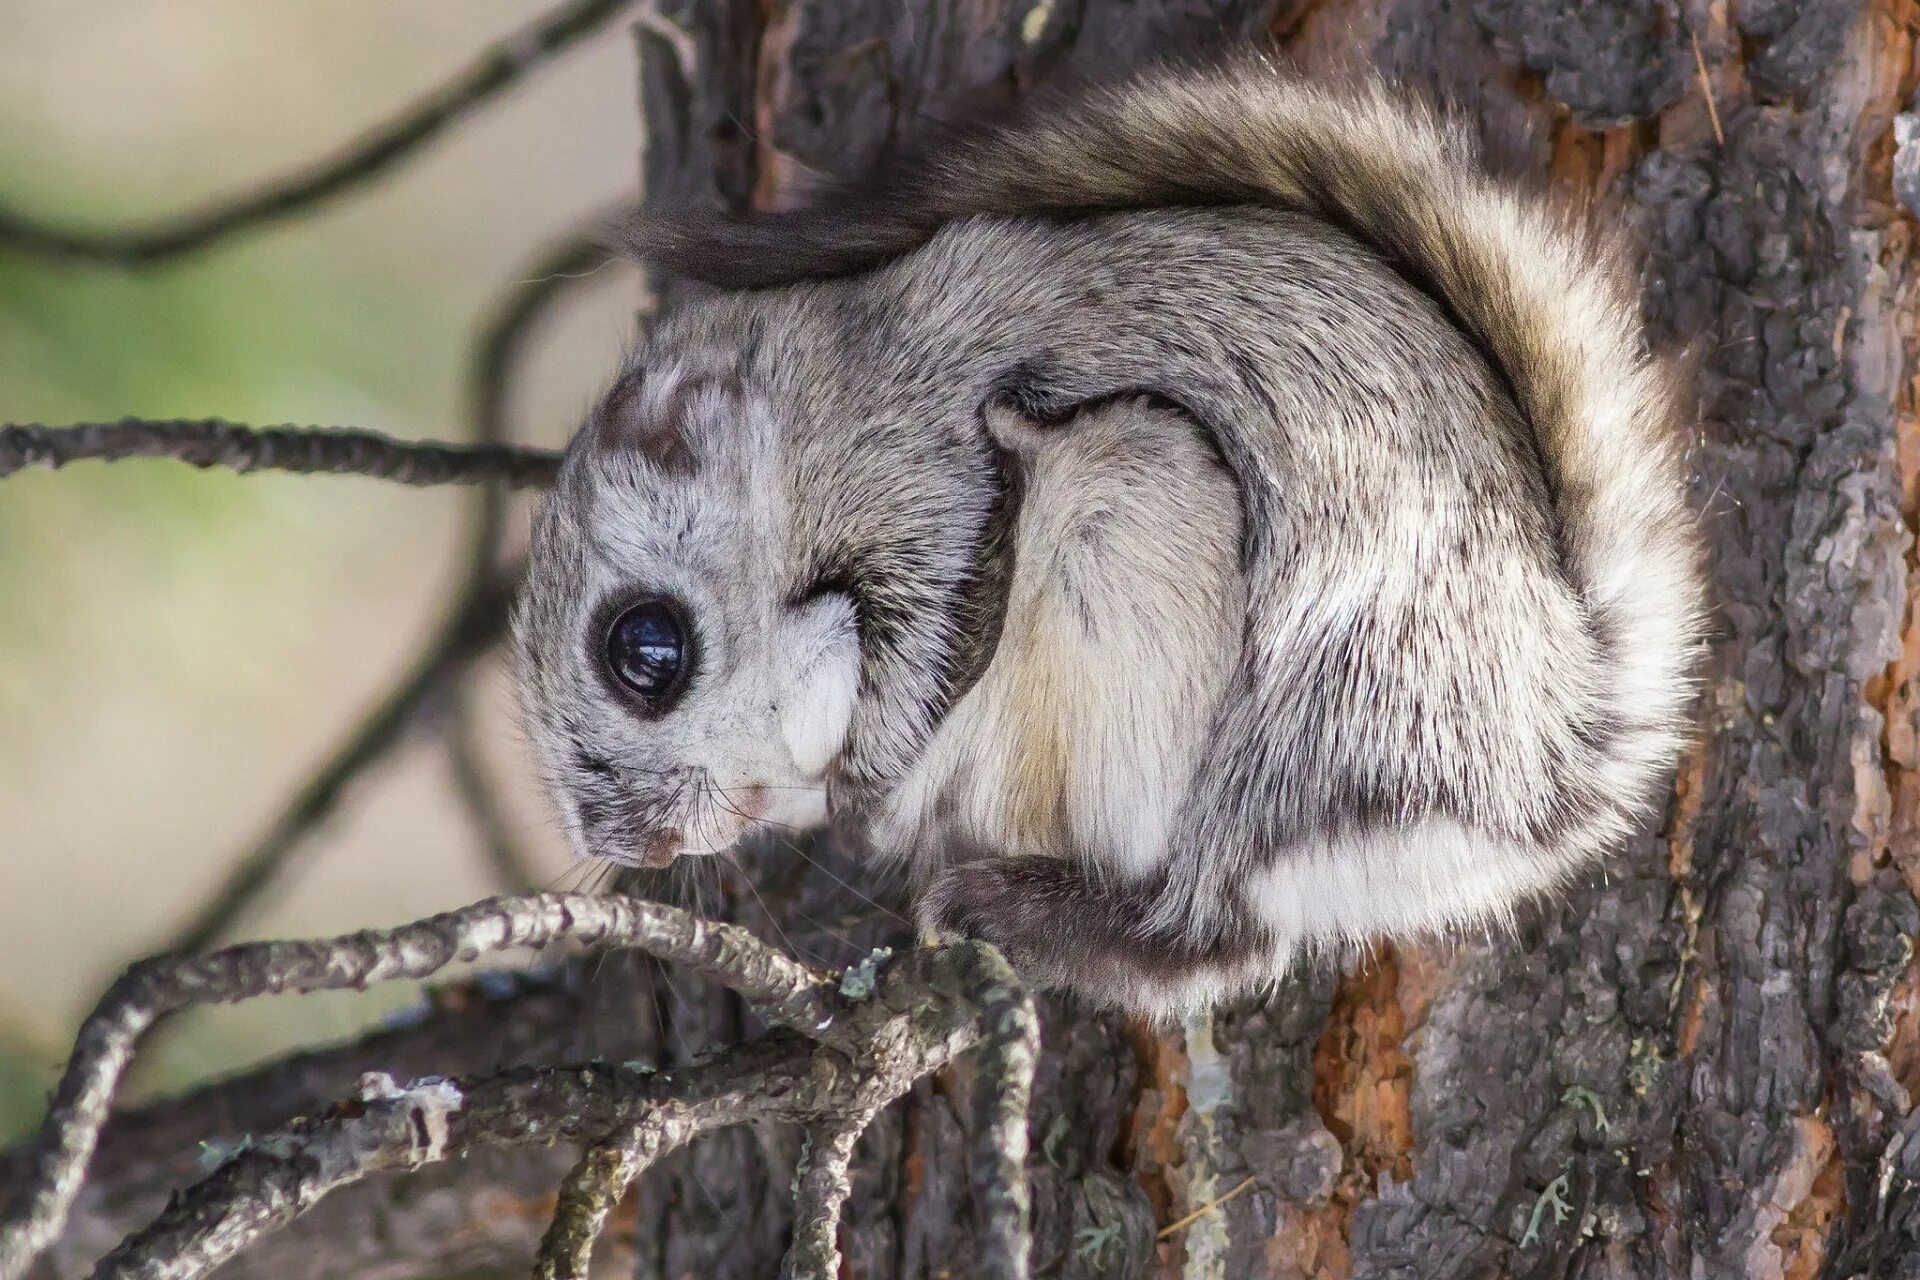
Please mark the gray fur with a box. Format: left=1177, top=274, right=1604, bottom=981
left=514, top=55, right=1707, bottom=1017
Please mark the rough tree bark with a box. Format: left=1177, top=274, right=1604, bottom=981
left=621, top=1, right=1920, bottom=1277
left=12, top=0, right=1920, bottom=1277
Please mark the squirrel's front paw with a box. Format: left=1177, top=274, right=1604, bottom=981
left=919, top=859, right=1084, bottom=982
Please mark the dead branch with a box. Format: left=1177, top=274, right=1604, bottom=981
left=0, top=420, right=559, bottom=487
left=0, top=906, right=1031, bottom=1280
left=531, top=1126, right=653, bottom=1280
left=937, top=944, right=1040, bottom=1280
left=81, top=929, right=1011, bottom=1280
left=0, top=894, right=855, bottom=1280
left=0, top=0, right=640, bottom=267
left=0, top=966, right=593, bottom=1280
left=94, top=1042, right=808, bottom=1280
left=781, top=1114, right=872, bottom=1280
left=0, top=964, right=587, bottom=1184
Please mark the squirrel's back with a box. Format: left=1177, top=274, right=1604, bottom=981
left=633, top=56, right=1704, bottom=806
left=597, top=54, right=1707, bottom=1011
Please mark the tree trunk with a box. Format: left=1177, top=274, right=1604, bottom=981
left=626, top=1, right=1920, bottom=1278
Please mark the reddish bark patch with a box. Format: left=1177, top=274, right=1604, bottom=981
left=1768, top=1114, right=1845, bottom=1280
left=1887, top=954, right=1920, bottom=1102
left=1312, top=947, right=1415, bottom=1185
left=1871, top=0, right=1920, bottom=902
left=1265, top=1201, right=1353, bottom=1280
left=1667, top=738, right=1711, bottom=1054
left=1121, top=1019, right=1191, bottom=1226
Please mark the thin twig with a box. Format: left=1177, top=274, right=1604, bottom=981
left=780, top=1113, right=874, bottom=1280
left=0, top=0, right=640, bottom=266
left=530, top=1120, right=672, bottom=1280
left=0, top=419, right=559, bottom=486
left=1690, top=32, right=1725, bottom=148
left=0, top=894, right=844, bottom=1280
left=1154, top=1175, right=1257, bottom=1240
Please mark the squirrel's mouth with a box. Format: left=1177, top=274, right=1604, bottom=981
left=576, top=804, right=691, bottom=869
left=631, top=829, right=683, bottom=869
left=593, top=812, right=748, bottom=869
left=575, top=770, right=778, bottom=868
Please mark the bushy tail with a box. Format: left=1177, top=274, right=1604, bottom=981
left=631, top=55, right=1708, bottom=804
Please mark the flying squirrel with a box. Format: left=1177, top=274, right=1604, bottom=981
left=512, top=54, right=1707, bottom=1017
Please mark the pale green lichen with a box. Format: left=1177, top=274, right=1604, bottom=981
left=1560, top=1084, right=1612, bottom=1135
left=1074, top=1222, right=1124, bottom=1268
left=1520, top=1171, right=1573, bottom=1248
left=1182, top=1009, right=1232, bottom=1117
left=790, top=1131, right=812, bottom=1198
left=196, top=1131, right=302, bottom=1172
left=839, top=946, right=893, bottom=999
left=1041, top=1114, right=1072, bottom=1169
left=196, top=1136, right=251, bottom=1172
left=1626, top=1038, right=1664, bottom=1096
left=1020, top=0, right=1054, bottom=43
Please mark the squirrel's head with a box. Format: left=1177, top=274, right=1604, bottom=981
left=513, top=351, right=863, bottom=869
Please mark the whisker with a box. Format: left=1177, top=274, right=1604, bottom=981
left=683, top=851, right=719, bottom=923
left=705, top=785, right=758, bottom=827
left=592, top=861, right=623, bottom=895
left=718, top=847, right=830, bottom=968
left=785, top=840, right=912, bottom=927
left=697, top=773, right=732, bottom=851
left=784, top=901, right=870, bottom=962
left=710, top=795, right=808, bottom=838
left=550, top=860, right=598, bottom=895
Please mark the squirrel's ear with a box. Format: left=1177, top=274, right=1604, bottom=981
left=777, top=595, right=860, bottom=778
left=981, top=396, right=1058, bottom=455
left=588, top=369, right=697, bottom=475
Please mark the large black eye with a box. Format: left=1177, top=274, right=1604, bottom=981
left=604, top=598, right=692, bottom=708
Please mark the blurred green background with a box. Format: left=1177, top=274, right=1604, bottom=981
left=0, top=2, right=650, bottom=1139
